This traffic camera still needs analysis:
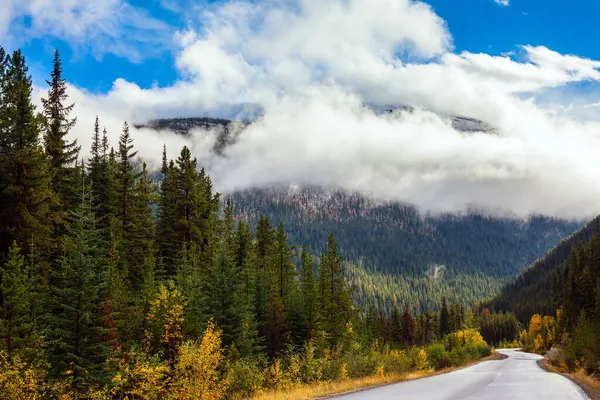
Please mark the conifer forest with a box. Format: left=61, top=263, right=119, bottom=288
left=2, top=45, right=600, bottom=398
left=0, top=48, right=516, bottom=399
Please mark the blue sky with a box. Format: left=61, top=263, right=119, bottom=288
left=10, top=0, right=600, bottom=94
left=5, top=0, right=600, bottom=218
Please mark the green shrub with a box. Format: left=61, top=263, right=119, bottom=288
left=425, top=344, right=446, bottom=370
left=225, top=357, right=266, bottom=398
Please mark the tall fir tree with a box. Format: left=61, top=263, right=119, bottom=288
left=0, top=49, right=57, bottom=277
left=317, top=233, right=353, bottom=344
left=47, top=181, right=110, bottom=390
left=156, top=151, right=178, bottom=276
left=127, top=162, right=156, bottom=290
left=0, top=241, right=40, bottom=361
left=439, top=296, right=451, bottom=337
left=116, top=122, right=140, bottom=277
left=299, top=244, right=317, bottom=337
left=41, top=49, right=79, bottom=212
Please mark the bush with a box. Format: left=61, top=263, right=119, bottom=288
left=425, top=344, right=446, bottom=370
left=225, top=357, right=266, bottom=399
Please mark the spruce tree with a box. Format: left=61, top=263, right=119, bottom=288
left=439, top=296, right=451, bottom=337
left=317, top=233, right=353, bottom=344
left=254, top=215, right=273, bottom=342
left=116, top=122, right=140, bottom=276
left=157, top=153, right=178, bottom=276
left=174, top=146, right=201, bottom=246
left=127, top=163, right=156, bottom=290
left=233, top=220, right=261, bottom=356
left=0, top=241, right=39, bottom=360
left=390, top=305, right=402, bottom=345
left=88, top=116, right=102, bottom=202
left=41, top=49, right=80, bottom=211
left=299, top=244, right=317, bottom=336
left=0, top=50, right=57, bottom=277
left=402, top=305, right=416, bottom=346
left=47, top=181, right=110, bottom=390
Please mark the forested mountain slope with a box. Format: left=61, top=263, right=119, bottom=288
left=225, top=186, right=583, bottom=312
left=488, top=216, right=600, bottom=321
left=141, top=117, right=584, bottom=313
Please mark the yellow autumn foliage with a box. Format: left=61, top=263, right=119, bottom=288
left=110, top=351, right=170, bottom=399
left=415, top=348, right=429, bottom=371
left=0, top=352, right=45, bottom=400
left=171, top=320, right=228, bottom=400
left=447, top=329, right=486, bottom=347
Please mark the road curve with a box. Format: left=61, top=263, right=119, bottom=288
left=333, top=349, right=588, bottom=400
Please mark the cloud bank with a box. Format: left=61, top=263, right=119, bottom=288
left=23, top=0, right=600, bottom=218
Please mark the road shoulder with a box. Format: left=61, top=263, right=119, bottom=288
left=316, top=351, right=508, bottom=399
left=537, top=359, right=600, bottom=400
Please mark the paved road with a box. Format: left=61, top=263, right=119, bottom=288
left=334, top=349, right=588, bottom=399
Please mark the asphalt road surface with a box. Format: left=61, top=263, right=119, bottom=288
left=334, top=349, right=589, bottom=399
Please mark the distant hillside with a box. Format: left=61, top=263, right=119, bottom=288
left=138, top=117, right=584, bottom=313
left=225, top=186, right=582, bottom=312
left=487, top=216, right=599, bottom=321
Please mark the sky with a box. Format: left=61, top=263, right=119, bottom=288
left=3, top=0, right=600, bottom=218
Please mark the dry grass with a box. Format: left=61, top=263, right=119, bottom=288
left=250, top=353, right=503, bottom=400
left=572, top=370, right=600, bottom=397
left=539, top=360, right=600, bottom=400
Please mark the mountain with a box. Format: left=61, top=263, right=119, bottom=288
left=138, top=116, right=583, bottom=313
left=226, top=186, right=582, bottom=313
left=487, top=217, right=600, bottom=321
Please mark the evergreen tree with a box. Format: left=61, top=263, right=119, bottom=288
left=174, top=146, right=201, bottom=246
left=271, top=223, right=296, bottom=311
left=88, top=116, right=102, bottom=203
left=157, top=154, right=178, bottom=276
left=390, top=305, right=402, bottom=345
left=0, top=49, right=57, bottom=277
left=402, top=305, right=416, bottom=346
left=47, top=181, right=110, bottom=390
left=299, top=244, right=317, bottom=336
left=439, top=296, right=451, bottom=337
left=233, top=220, right=261, bottom=356
left=116, top=122, right=140, bottom=276
left=41, top=49, right=79, bottom=211
left=317, top=233, right=353, bottom=344
left=127, top=163, right=156, bottom=290
left=254, top=215, right=273, bottom=343
left=0, top=241, right=39, bottom=360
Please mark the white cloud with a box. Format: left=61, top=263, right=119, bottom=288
left=28, top=0, right=600, bottom=218
left=2, top=0, right=172, bottom=62
left=494, top=0, right=509, bottom=6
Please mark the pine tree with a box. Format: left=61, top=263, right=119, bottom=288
left=116, top=122, right=140, bottom=276
left=41, top=49, right=79, bottom=211
left=0, top=49, right=57, bottom=277
left=402, top=305, right=416, bottom=346
left=271, top=223, right=295, bottom=310
left=390, top=305, right=402, bottom=345
left=47, top=181, right=110, bottom=389
left=0, top=241, right=39, bottom=360
left=254, top=215, right=273, bottom=342
left=317, top=233, right=353, bottom=345
left=88, top=116, right=102, bottom=202
left=127, top=163, right=156, bottom=290
left=299, top=244, right=317, bottom=336
left=176, top=242, right=208, bottom=338
left=233, top=220, right=261, bottom=356
left=174, top=146, right=201, bottom=246
left=439, top=296, right=451, bottom=337
left=157, top=152, right=178, bottom=276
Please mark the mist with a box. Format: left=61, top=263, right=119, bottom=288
left=31, top=0, right=600, bottom=219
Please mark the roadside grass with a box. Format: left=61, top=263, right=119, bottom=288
left=250, top=352, right=504, bottom=400
left=539, top=360, right=600, bottom=400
